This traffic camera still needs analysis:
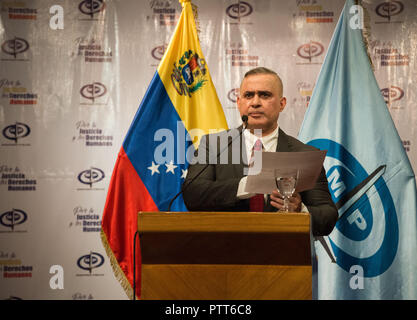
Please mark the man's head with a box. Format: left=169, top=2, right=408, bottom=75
left=237, top=67, right=286, bottom=136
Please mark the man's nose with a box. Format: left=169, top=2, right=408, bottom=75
left=251, top=94, right=261, bottom=107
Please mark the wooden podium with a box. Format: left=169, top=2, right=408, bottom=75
left=138, top=211, right=312, bottom=300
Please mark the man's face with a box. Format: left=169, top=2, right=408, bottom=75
left=237, top=73, right=286, bottom=135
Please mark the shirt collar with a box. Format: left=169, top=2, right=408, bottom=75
left=243, top=125, right=279, bottom=151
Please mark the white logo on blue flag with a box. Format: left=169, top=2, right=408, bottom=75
left=309, top=139, right=398, bottom=277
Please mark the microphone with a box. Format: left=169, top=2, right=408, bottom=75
left=167, top=115, right=249, bottom=211
left=241, top=114, right=248, bottom=125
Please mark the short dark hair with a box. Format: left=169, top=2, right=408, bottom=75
left=242, top=67, right=284, bottom=96
left=244, top=67, right=278, bottom=78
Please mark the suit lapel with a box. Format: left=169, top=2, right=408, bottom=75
left=231, top=125, right=246, bottom=178
left=276, top=128, right=290, bottom=152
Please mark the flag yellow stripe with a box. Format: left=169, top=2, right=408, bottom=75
left=157, top=1, right=228, bottom=147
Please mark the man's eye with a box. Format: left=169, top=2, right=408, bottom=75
left=243, top=92, right=254, bottom=98
left=259, top=92, right=271, bottom=98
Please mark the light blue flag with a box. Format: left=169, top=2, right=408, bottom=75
left=298, top=0, right=417, bottom=299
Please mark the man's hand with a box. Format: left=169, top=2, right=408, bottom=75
left=270, top=189, right=302, bottom=212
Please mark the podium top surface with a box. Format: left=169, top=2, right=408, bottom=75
left=138, top=211, right=310, bottom=234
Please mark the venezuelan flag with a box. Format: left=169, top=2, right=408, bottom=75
left=101, top=0, right=228, bottom=299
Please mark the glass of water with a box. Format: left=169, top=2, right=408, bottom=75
left=274, top=169, right=299, bottom=212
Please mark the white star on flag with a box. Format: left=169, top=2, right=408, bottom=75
left=147, top=161, right=160, bottom=175
left=181, top=169, right=188, bottom=179
left=165, top=161, right=177, bottom=174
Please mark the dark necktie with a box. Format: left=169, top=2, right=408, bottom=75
left=249, top=139, right=264, bottom=212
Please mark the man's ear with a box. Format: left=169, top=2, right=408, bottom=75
left=279, top=97, right=287, bottom=112
left=236, top=95, right=243, bottom=114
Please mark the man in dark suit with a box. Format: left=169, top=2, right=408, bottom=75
left=183, top=67, right=338, bottom=236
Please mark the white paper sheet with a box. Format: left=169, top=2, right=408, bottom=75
left=244, top=150, right=327, bottom=194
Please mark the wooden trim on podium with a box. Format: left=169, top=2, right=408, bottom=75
left=138, top=211, right=312, bottom=300
left=138, top=211, right=310, bottom=233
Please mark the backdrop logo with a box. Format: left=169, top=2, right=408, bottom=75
left=2, top=265, right=33, bottom=278
left=373, top=46, right=409, bottom=67
left=77, top=167, right=105, bottom=189
left=171, top=50, right=207, bottom=98
left=73, top=120, right=113, bottom=146
left=69, top=206, right=101, bottom=232
left=80, top=82, right=107, bottom=104
left=296, top=41, right=324, bottom=63
left=293, top=0, right=335, bottom=24
left=308, top=139, right=398, bottom=277
left=226, top=1, right=253, bottom=20
left=291, top=81, right=313, bottom=108
left=0, top=166, right=37, bottom=191
left=226, top=42, right=259, bottom=67
left=1, top=78, right=39, bottom=105
left=78, top=0, right=106, bottom=18
left=151, top=44, right=167, bottom=61
left=227, top=88, right=240, bottom=103
left=148, top=0, right=178, bottom=26
left=76, top=37, right=112, bottom=63
left=375, top=1, right=404, bottom=21
left=380, top=86, right=404, bottom=105
left=0, top=209, right=27, bottom=231
left=2, top=122, right=31, bottom=144
left=76, top=252, right=104, bottom=274
left=1, top=37, right=29, bottom=59
left=6, top=6, right=37, bottom=20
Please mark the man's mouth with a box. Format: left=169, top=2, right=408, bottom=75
left=249, top=112, right=264, bottom=118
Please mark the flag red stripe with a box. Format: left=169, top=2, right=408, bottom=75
left=101, top=147, right=158, bottom=298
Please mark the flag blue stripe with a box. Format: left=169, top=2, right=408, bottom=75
left=123, top=72, right=193, bottom=211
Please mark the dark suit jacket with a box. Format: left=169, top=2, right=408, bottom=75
left=183, top=127, right=338, bottom=236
